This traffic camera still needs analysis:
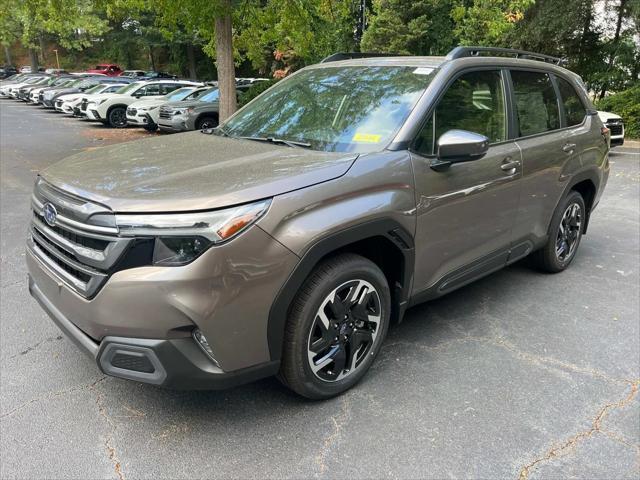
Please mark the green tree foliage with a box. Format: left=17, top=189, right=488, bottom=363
left=596, top=84, right=640, bottom=138
left=451, top=0, right=535, bottom=45
left=361, top=0, right=458, bottom=54
left=236, top=0, right=356, bottom=74
left=361, top=0, right=534, bottom=54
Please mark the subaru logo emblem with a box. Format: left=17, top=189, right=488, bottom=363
left=43, top=203, right=58, bottom=227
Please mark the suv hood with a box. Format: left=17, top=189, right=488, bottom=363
left=163, top=99, right=213, bottom=110
left=597, top=110, right=622, bottom=122
left=40, top=131, right=358, bottom=212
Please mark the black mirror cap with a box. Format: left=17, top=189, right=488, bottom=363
left=437, top=129, right=490, bottom=162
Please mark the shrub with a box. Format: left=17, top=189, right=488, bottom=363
left=238, top=79, right=280, bottom=107
left=596, top=85, right=640, bottom=139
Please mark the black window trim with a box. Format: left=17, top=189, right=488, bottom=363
left=408, top=66, right=513, bottom=158
left=552, top=73, right=589, bottom=129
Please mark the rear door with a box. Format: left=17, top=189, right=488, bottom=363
left=410, top=69, right=523, bottom=296
left=509, top=69, right=585, bottom=249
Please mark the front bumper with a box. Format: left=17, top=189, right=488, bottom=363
left=86, top=108, right=102, bottom=121
left=26, top=219, right=298, bottom=386
left=28, top=274, right=279, bottom=389
left=158, top=115, right=191, bottom=132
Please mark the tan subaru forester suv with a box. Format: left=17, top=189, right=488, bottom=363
left=27, top=47, right=610, bottom=399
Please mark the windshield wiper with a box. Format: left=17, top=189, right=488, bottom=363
left=238, top=136, right=311, bottom=148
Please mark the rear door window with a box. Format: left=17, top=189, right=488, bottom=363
left=556, top=77, right=587, bottom=126
left=510, top=71, right=560, bottom=137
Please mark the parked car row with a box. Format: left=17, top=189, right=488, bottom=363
left=1, top=72, right=266, bottom=134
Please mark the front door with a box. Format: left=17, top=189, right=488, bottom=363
left=410, top=69, right=522, bottom=296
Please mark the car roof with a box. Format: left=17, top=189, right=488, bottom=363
left=307, top=54, right=582, bottom=82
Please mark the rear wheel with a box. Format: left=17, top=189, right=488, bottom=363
left=107, top=107, right=127, bottom=128
left=279, top=254, right=390, bottom=399
left=196, top=116, right=218, bottom=130
left=532, top=190, right=586, bottom=272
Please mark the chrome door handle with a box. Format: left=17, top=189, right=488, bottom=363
left=500, top=159, right=521, bottom=172
left=562, top=143, right=576, bottom=153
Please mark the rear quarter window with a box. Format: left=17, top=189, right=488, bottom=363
left=556, top=77, right=587, bottom=126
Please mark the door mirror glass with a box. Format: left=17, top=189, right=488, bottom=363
left=434, top=129, right=489, bottom=167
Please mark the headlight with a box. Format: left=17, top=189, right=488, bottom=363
left=98, top=98, right=109, bottom=105
left=148, top=105, right=159, bottom=111
left=66, top=97, right=78, bottom=102
left=115, top=199, right=271, bottom=266
left=173, top=107, right=192, bottom=116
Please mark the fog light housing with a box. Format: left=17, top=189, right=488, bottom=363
left=193, top=329, right=220, bottom=367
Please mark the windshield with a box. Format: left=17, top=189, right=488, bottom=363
left=164, top=87, right=194, bottom=101
left=85, top=84, right=105, bottom=94
left=115, top=82, right=143, bottom=94
left=186, top=88, right=213, bottom=100
left=200, top=89, right=220, bottom=102
left=221, top=66, right=435, bottom=152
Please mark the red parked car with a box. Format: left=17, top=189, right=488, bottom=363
left=85, top=64, right=122, bottom=77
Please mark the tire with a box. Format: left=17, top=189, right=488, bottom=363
left=531, top=190, right=586, bottom=273
left=196, top=116, right=218, bottom=130
left=107, top=106, right=127, bottom=128
left=278, top=253, right=391, bottom=399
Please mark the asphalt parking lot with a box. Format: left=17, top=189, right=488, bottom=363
left=1, top=100, right=638, bottom=479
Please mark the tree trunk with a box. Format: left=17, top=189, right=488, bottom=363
left=599, top=0, right=627, bottom=99
left=29, top=48, right=39, bottom=71
left=148, top=45, right=156, bottom=71
left=3, top=45, right=11, bottom=65
left=186, top=43, right=197, bottom=80
left=215, top=1, right=237, bottom=121
left=39, top=36, right=46, bottom=64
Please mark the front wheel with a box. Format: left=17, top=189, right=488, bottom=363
left=532, top=190, right=586, bottom=272
left=107, top=107, right=127, bottom=128
left=196, top=116, right=218, bottom=130
left=279, top=254, right=390, bottom=399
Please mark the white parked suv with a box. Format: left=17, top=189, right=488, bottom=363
left=598, top=111, right=625, bottom=147
left=85, top=79, right=199, bottom=127
left=126, top=85, right=205, bottom=131
left=55, top=83, right=128, bottom=114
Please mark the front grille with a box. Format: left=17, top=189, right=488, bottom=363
left=608, top=123, right=623, bottom=136
left=29, top=179, right=132, bottom=298
left=127, top=107, right=137, bottom=116
left=38, top=92, right=44, bottom=102
left=80, top=99, right=88, bottom=111
left=159, top=106, right=172, bottom=119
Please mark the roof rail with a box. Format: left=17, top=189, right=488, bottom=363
left=320, top=52, right=400, bottom=63
left=446, top=46, right=567, bottom=66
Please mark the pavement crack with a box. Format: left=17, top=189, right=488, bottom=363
left=0, top=376, right=106, bottom=420
left=314, top=394, right=351, bottom=477
left=517, top=380, right=639, bottom=480
left=7, top=335, right=64, bottom=359
left=89, top=380, right=125, bottom=480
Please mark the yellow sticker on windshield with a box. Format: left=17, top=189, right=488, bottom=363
left=352, top=133, right=382, bottom=143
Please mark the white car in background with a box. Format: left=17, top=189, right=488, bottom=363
left=598, top=111, right=625, bottom=147
left=84, top=79, right=199, bottom=127
left=126, top=85, right=205, bottom=131
left=55, top=83, right=128, bottom=115
left=0, top=75, right=48, bottom=97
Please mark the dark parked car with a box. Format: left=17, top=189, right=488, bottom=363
left=26, top=47, right=610, bottom=399
left=0, top=65, right=18, bottom=79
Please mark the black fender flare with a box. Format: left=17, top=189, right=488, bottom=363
left=266, top=218, right=414, bottom=361
left=556, top=168, right=601, bottom=234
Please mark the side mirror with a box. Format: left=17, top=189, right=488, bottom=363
left=430, top=129, right=490, bottom=171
